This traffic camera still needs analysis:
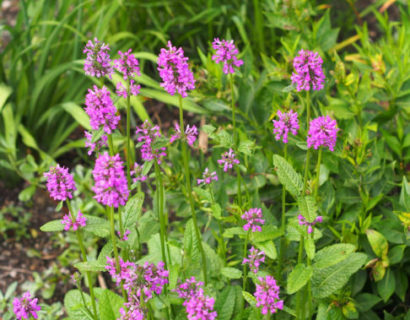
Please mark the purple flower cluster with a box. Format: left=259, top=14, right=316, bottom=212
left=170, top=123, right=198, bottom=147
left=197, top=168, right=218, bottom=185
left=157, top=41, right=195, bottom=97
left=114, top=49, right=141, bottom=98
left=291, top=49, right=325, bottom=91
left=131, top=162, right=147, bottom=183
left=241, top=208, right=265, bottom=232
left=118, top=229, right=131, bottom=241
left=106, top=256, right=135, bottom=286
left=242, top=246, right=265, bottom=273
left=217, top=149, right=240, bottom=172
left=83, top=38, right=113, bottom=78
left=298, top=215, right=323, bottom=234
left=175, top=277, right=217, bottom=320
left=13, top=292, right=41, bottom=320
left=61, top=211, right=87, bottom=231
left=92, top=152, right=129, bottom=208
left=307, top=115, right=339, bottom=151
left=254, top=275, right=284, bottom=315
left=85, top=86, right=120, bottom=134
left=44, top=165, right=76, bottom=201
left=118, top=303, right=144, bottom=320
left=272, top=110, right=299, bottom=143
left=84, top=131, right=107, bottom=155
left=211, top=38, right=243, bottom=74
left=136, top=121, right=167, bottom=164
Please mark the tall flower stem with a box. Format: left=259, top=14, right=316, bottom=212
left=108, top=134, right=115, bottom=156
left=278, top=144, right=288, bottom=277
left=295, top=234, right=305, bottom=319
left=125, top=83, right=132, bottom=190
left=229, top=73, right=243, bottom=206
left=178, top=95, right=208, bottom=285
left=303, top=90, right=311, bottom=193
left=154, top=161, right=168, bottom=270
left=242, top=230, right=250, bottom=291
left=209, top=185, right=226, bottom=262
left=66, top=200, right=97, bottom=320
left=313, top=148, right=323, bottom=200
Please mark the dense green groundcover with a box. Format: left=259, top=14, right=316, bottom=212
left=0, top=1, right=409, bottom=319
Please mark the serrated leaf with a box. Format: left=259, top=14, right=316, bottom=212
left=242, top=291, right=256, bottom=307
left=74, top=261, right=106, bottom=272
left=123, top=192, right=144, bottom=228
left=313, top=244, right=356, bottom=269
left=287, top=264, right=313, bottom=294
left=84, top=215, right=110, bottom=237
left=366, top=229, right=388, bottom=259
left=223, top=227, right=246, bottom=239
left=97, top=242, right=113, bottom=264
left=184, top=219, right=200, bottom=264
left=304, top=237, right=315, bottom=260
left=273, top=155, right=303, bottom=197
left=98, top=289, right=123, bottom=320
left=64, top=290, right=94, bottom=320
left=40, top=219, right=65, bottom=232
left=297, top=195, right=317, bottom=223
left=221, top=267, right=242, bottom=279
left=254, top=240, right=277, bottom=260
left=215, top=286, right=235, bottom=320
left=250, top=225, right=282, bottom=243
left=312, top=252, right=367, bottom=298
left=238, top=140, right=256, bottom=156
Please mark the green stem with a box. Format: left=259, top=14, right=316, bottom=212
left=229, top=73, right=236, bottom=143
left=236, top=166, right=243, bottom=206
left=126, top=82, right=132, bottom=190
left=296, top=234, right=305, bottom=319
left=154, top=162, right=168, bottom=269
left=313, top=148, right=323, bottom=200
left=209, top=185, right=226, bottom=262
left=278, top=144, right=288, bottom=277
left=242, top=230, right=250, bottom=291
left=303, top=90, right=311, bottom=194
left=108, top=134, right=114, bottom=156
left=66, top=201, right=97, bottom=320
left=303, top=148, right=311, bottom=193
left=178, top=95, right=208, bottom=285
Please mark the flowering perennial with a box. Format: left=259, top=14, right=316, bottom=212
left=44, top=165, right=76, bottom=201
left=272, top=110, right=299, bottom=143
left=242, top=246, right=265, bottom=273
left=135, top=121, right=167, bottom=164
left=83, top=38, right=113, bottom=78
left=92, top=152, right=129, bottom=208
left=13, top=292, right=41, bottom=320
left=85, top=86, right=120, bottom=134
left=118, top=229, right=131, bottom=241
left=118, top=303, right=144, bottom=320
left=291, top=49, right=325, bottom=91
left=242, top=208, right=265, bottom=232
left=298, top=215, right=323, bottom=234
left=114, top=49, right=141, bottom=80
left=170, top=123, right=198, bottom=146
left=254, top=275, right=284, bottom=315
left=307, top=115, right=339, bottom=151
left=217, top=148, right=240, bottom=172
left=131, top=162, right=147, bottom=183
left=61, top=211, right=87, bottom=231
left=197, top=168, right=218, bottom=185
left=211, top=38, right=243, bottom=74
left=157, top=41, right=195, bottom=97
left=84, top=131, right=107, bottom=155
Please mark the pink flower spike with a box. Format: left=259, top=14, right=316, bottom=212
left=83, top=38, right=113, bottom=78
left=272, top=110, right=299, bottom=143
left=197, top=168, right=218, bottom=185
left=157, top=41, right=195, bottom=98
left=114, top=49, right=141, bottom=80
left=212, top=38, right=243, bottom=74
left=118, top=229, right=131, bottom=241
left=61, top=210, right=87, bottom=231
left=291, top=49, right=325, bottom=91
left=217, top=149, right=240, bottom=172
left=170, top=123, right=198, bottom=147
left=307, top=115, right=339, bottom=151
left=242, top=246, right=265, bottom=273
left=131, top=162, right=148, bottom=183
left=85, top=131, right=107, bottom=156
left=135, top=121, right=167, bottom=164
left=44, top=165, right=76, bottom=201
left=254, top=275, right=283, bottom=315
left=13, top=291, right=41, bottom=320
left=241, top=208, right=265, bottom=232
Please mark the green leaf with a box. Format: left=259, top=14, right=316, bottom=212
left=97, top=289, right=124, bottom=320
left=355, top=293, right=381, bottom=312
left=388, top=245, right=405, bottom=265
left=313, top=243, right=356, bottom=269
left=84, top=215, right=110, bottom=238
left=395, top=270, right=408, bottom=302
left=61, top=102, right=91, bottom=130
left=287, top=264, right=313, bottom=294
left=366, top=229, right=388, bottom=259
left=18, top=184, right=36, bottom=202
left=273, top=155, right=303, bottom=197
left=311, top=253, right=367, bottom=298
left=74, top=261, right=106, bottom=272
left=64, top=290, right=94, bottom=320
left=0, top=83, right=12, bottom=113
left=399, top=176, right=410, bottom=211
left=215, top=286, right=235, bottom=320
left=297, top=195, right=317, bottom=223
left=40, top=219, right=65, bottom=232
left=122, top=192, right=144, bottom=228
left=250, top=225, right=282, bottom=243
left=254, top=240, right=277, bottom=260
left=242, top=291, right=256, bottom=307
left=223, top=227, right=246, bottom=239
left=211, top=203, right=222, bottom=220
left=238, top=140, right=256, bottom=156
left=221, top=267, right=242, bottom=279
left=377, top=269, right=395, bottom=302
left=342, top=301, right=359, bottom=319
left=304, top=237, right=315, bottom=260
left=184, top=219, right=200, bottom=264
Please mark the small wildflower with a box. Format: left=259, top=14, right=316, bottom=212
left=242, top=247, right=265, bottom=273
left=307, top=116, right=339, bottom=151
left=131, top=162, right=147, bottom=183
left=254, top=275, right=284, bottom=315
left=116, top=80, right=140, bottom=98
left=83, top=38, right=113, bottom=78
left=183, top=289, right=217, bottom=320
left=114, top=49, right=141, bottom=80
left=118, top=229, right=131, bottom=241
left=44, top=165, right=76, bottom=201
left=135, top=121, right=167, bottom=164
left=241, top=208, right=265, bottom=232
left=85, top=86, right=120, bottom=134
left=13, top=292, right=41, bottom=320
left=61, top=211, right=87, bottom=231
left=217, top=149, right=240, bottom=172
left=298, top=215, right=323, bottom=234
left=84, top=131, right=108, bottom=156
left=211, top=38, right=243, bottom=74
left=118, top=303, right=144, bottom=320
left=197, top=168, right=218, bottom=185
left=272, top=110, right=299, bottom=143
left=157, top=41, right=195, bottom=97
left=106, top=256, right=135, bottom=286
left=92, top=152, right=129, bottom=208
left=175, top=277, right=204, bottom=299
left=291, top=49, right=325, bottom=91
left=170, top=123, right=198, bottom=146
